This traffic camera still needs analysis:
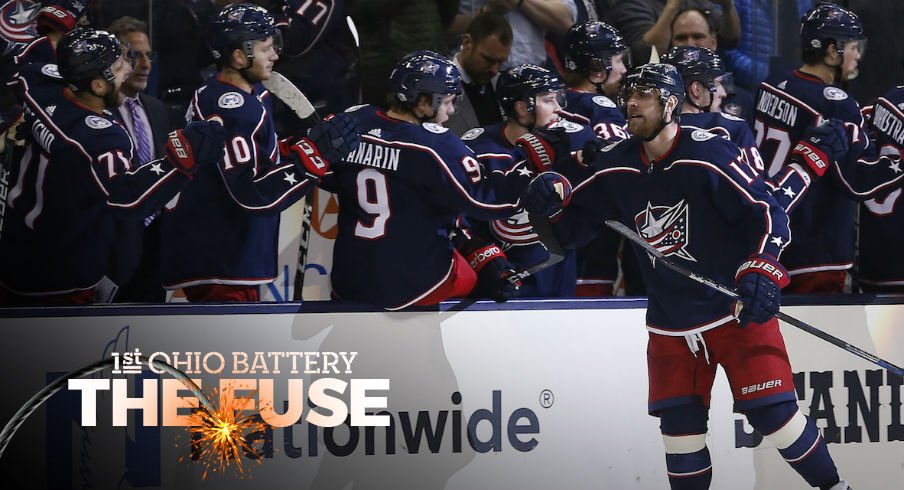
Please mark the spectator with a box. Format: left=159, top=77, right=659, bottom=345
left=451, top=0, right=577, bottom=68
left=669, top=6, right=754, bottom=121
left=446, top=11, right=513, bottom=136
left=610, top=0, right=739, bottom=68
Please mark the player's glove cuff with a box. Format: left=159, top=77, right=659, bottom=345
left=515, top=126, right=571, bottom=172
left=735, top=254, right=790, bottom=289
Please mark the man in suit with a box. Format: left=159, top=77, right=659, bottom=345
left=447, top=12, right=513, bottom=136
left=107, top=16, right=175, bottom=302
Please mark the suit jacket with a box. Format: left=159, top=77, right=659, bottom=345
left=446, top=89, right=481, bottom=137
left=138, top=92, right=173, bottom=157
left=112, top=92, right=174, bottom=302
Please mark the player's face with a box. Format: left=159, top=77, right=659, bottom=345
left=841, top=39, right=864, bottom=80
left=102, top=47, right=134, bottom=107
left=671, top=10, right=717, bottom=50
left=460, top=34, right=511, bottom=85
left=121, top=31, right=151, bottom=97
left=710, top=77, right=727, bottom=112
left=248, top=36, right=280, bottom=81
left=433, top=94, right=459, bottom=124
left=600, top=51, right=629, bottom=96
left=625, top=85, right=667, bottom=139
left=534, top=90, right=565, bottom=126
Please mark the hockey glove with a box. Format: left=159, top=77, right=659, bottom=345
left=279, top=136, right=331, bottom=179
left=790, top=118, right=849, bottom=178
left=520, top=172, right=572, bottom=219
left=580, top=137, right=610, bottom=169
left=460, top=238, right=522, bottom=303
left=164, top=121, right=226, bottom=176
left=734, top=254, right=790, bottom=327
left=515, top=126, right=571, bottom=172
left=307, top=112, right=361, bottom=165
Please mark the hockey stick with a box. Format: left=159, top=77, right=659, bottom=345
left=605, top=219, right=904, bottom=377
left=261, top=71, right=318, bottom=300
left=507, top=213, right=565, bottom=284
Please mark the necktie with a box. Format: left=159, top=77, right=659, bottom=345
left=126, top=98, right=153, bottom=165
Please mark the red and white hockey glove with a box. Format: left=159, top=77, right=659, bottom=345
left=734, top=254, right=790, bottom=327
left=280, top=136, right=330, bottom=179
left=515, top=126, right=571, bottom=172
left=458, top=237, right=521, bottom=302
left=164, top=121, right=226, bottom=176
left=790, top=118, right=849, bottom=178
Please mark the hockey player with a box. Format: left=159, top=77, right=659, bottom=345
left=12, top=1, right=87, bottom=69
left=858, top=85, right=904, bottom=292
left=663, top=45, right=824, bottom=215
left=324, top=51, right=571, bottom=310
left=525, top=63, right=852, bottom=490
left=754, top=2, right=904, bottom=293
left=462, top=63, right=594, bottom=297
left=558, top=20, right=631, bottom=296
left=0, top=28, right=226, bottom=305
left=159, top=3, right=359, bottom=302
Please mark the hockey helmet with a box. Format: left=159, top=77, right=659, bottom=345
left=495, top=64, right=565, bottom=117
left=56, top=28, right=122, bottom=90
left=208, top=3, right=282, bottom=62
left=661, top=45, right=733, bottom=96
left=800, top=2, right=865, bottom=57
left=388, top=50, right=462, bottom=111
left=620, top=63, right=684, bottom=120
left=563, top=21, right=630, bottom=77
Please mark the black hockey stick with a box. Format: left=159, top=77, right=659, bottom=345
left=605, top=219, right=904, bottom=377
left=261, top=71, right=319, bottom=300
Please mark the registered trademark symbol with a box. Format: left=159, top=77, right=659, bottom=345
left=539, top=389, right=554, bottom=408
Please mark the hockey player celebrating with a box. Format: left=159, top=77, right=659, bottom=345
left=524, top=63, right=852, bottom=490
left=324, top=51, right=571, bottom=310
left=755, top=2, right=904, bottom=293
left=462, top=63, right=595, bottom=298
left=558, top=20, right=632, bottom=296
left=159, top=3, right=359, bottom=302
left=0, top=28, right=226, bottom=305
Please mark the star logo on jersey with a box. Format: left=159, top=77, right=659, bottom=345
left=782, top=186, right=796, bottom=198
left=283, top=171, right=298, bottom=185
left=890, top=160, right=902, bottom=174
left=771, top=236, right=784, bottom=247
left=149, top=162, right=165, bottom=175
left=635, top=200, right=696, bottom=265
left=0, top=1, right=39, bottom=45
left=517, top=166, right=533, bottom=177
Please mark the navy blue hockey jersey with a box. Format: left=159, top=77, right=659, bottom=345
left=559, top=90, right=629, bottom=295
left=553, top=127, right=789, bottom=333
left=682, top=111, right=812, bottom=214
left=159, top=74, right=317, bottom=289
left=462, top=119, right=598, bottom=297
left=755, top=69, right=904, bottom=276
left=0, top=63, right=191, bottom=296
left=322, top=105, right=529, bottom=310
left=859, top=86, right=904, bottom=288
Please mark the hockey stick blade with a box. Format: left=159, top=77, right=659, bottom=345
left=605, top=219, right=904, bottom=377
left=262, top=71, right=317, bottom=120
left=508, top=213, right=566, bottom=283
